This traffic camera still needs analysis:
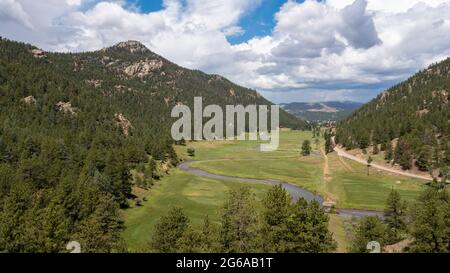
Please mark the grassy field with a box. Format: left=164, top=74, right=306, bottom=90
left=122, top=169, right=270, bottom=252
left=175, top=130, right=318, bottom=160
left=122, top=129, right=427, bottom=252
left=326, top=153, right=425, bottom=210
left=183, top=130, right=426, bottom=210
left=191, top=157, right=325, bottom=194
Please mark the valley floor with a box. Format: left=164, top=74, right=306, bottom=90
left=122, top=130, right=427, bottom=252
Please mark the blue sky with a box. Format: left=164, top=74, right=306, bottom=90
left=135, top=0, right=291, bottom=45
left=1, top=0, right=450, bottom=103
left=136, top=0, right=164, bottom=12
left=225, top=0, right=290, bottom=44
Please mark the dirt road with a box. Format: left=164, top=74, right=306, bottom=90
left=333, top=146, right=433, bottom=181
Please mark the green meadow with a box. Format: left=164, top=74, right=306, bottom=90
left=123, top=130, right=427, bottom=252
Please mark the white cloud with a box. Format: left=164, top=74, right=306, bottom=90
left=1, top=0, right=450, bottom=102
left=0, top=0, right=33, bottom=29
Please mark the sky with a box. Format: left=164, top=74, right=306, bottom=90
left=1, top=0, right=450, bottom=103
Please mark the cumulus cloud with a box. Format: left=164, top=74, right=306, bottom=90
left=0, top=0, right=33, bottom=29
left=1, top=0, right=450, bottom=102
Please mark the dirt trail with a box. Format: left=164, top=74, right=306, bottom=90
left=320, top=148, right=338, bottom=204
left=337, top=154, right=353, bottom=171
left=320, top=148, right=331, bottom=181
left=334, top=147, right=433, bottom=181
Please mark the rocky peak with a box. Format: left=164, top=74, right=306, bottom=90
left=113, top=40, right=148, bottom=53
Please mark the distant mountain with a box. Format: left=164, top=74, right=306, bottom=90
left=281, top=101, right=363, bottom=122
left=336, top=58, right=450, bottom=172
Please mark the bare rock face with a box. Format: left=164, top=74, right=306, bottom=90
left=22, top=96, right=37, bottom=105
left=208, top=75, right=224, bottom=84
left=56, top=101, right=77, bottom=116
left=85, top=79, right=103, bottom=88
left=124, top=59, right=163, bottom=78
left=115, top=41, right=148, bottom=53
left=114, top=113, right=132, bottom=136
left=31, top=48, right=45, bottom=58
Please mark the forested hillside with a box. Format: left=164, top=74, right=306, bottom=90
left=0, top=38, right=305, bottom=253
left=336, top=58, right=450, bottom=172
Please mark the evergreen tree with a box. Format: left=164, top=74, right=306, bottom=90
left=187, top=148, right=195, bottom=157
left=285, top=199, right=336, bottom=253
left=177, top=216, right=219, bottom=253
left=150, top=207, right=190, bottom=253
left=415, top=145, right=432, bottom=171
left=301, top=140, right=312, bottom=156
left=75, top=196, right=126, bottom=253
left=384, top=141, right=393, bottom=162
left=367, top=156, right=373, bottom=176
left=350, top=216, right=386, bottom=253
left=324, top=131, right=333, bottom=154
left=409, top=185, right=449, bottom=253
left=384, top=188, right=407, bottom=244
left=261, top=185, right=291, bottom=252
left=395, top=139, right=413, bottom=170
left=219, top=187, right=259, bottom=253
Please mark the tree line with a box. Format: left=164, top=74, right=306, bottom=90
left=150, top=185, right=336, bottom=253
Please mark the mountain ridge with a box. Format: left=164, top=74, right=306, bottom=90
left=281, top=101, right=363, bottom=122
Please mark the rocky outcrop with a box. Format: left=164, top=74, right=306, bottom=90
left=124, top=59, right=163, bottom=78
left=115, top=41, right=148, bottom=53
left=22, top=96, right=37, bottom=105
left=114, top=113, right=132, bottom=136
left=56, top=101, right=77, bottom=116
left=85, top=79, right=102, bottom=88
left=208, top=75, right=224, bottom=84
left=31, top=48, right=45, bottom=58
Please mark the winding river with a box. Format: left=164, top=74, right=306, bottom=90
left=178, top=160, right=384, bottom=218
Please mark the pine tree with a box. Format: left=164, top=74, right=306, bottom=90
left=261, top=185, right=291, bottom=252
left=395, top=139, right=413, bottom=170
left=410, top=186, right=449, bottom=253
left=285, top=199, right=336, bottom=253
left=384, top=188, right=407, bottom=244
left=219, top=187, right=259, bottom=253
left=384, top=141, right=393, bottom=162
left=367, top=156, right=373, bottom=176
left=75, top=196, right=126, bottom=253
left=324, top=131, right=333, bottom=154
left=150, top=207, right=190, bottom=253
left=187, top=148, right=195, bottom=157
left=350, top=216, right=386, bottom=253
left=416, top=145, right=432, bottom=171
left=301, top=140, right=312, bottom=156
left=177, top=215, right=219, bottom=253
